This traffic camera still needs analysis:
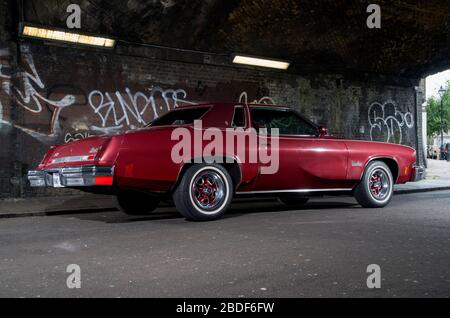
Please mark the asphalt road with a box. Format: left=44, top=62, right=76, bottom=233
left=0, top=191, right=449, bottom=298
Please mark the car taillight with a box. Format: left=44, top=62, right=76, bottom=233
left=95, top=176, right=113, bottom=185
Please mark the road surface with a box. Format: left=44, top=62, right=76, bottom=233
left=0, top=191, right=449, bottom=297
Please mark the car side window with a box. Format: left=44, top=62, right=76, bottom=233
left=232, top=106, right=246, bottom=127
left=148, top=107, right=210, bottom=127
left=251, top=108, right=318, bottom=136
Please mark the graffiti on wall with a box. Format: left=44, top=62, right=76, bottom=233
left=368, top=100, right=414, bottom=144
left=88, top=87, right=195, bottom=134
left=1, top=48, right=416, bottom=149
left=0, top=46, right=196, bottom=143
left=0, top=45, right=280, bottom=146
left=64, top=131, right=94, bottom=143
left=0, top=47, right=77, bottom=142
left=238, top=91, right=275, bottom=105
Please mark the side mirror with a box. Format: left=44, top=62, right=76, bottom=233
left=318, top=126, right=328, bottom=137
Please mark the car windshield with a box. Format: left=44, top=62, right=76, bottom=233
left=147, top=107, right=210, bottom=127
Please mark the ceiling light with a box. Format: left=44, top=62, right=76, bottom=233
left=21, top=25, right=116, bottom=48
left=232, top=54, right=290, bottom=70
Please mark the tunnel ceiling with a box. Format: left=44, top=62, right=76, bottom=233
left=21, top=0, right=450, bottom=78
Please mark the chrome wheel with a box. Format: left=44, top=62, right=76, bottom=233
left=368, top=168, right=391, bottom=201
left=175, top=164, right=233, bottom=221
left=355, top=161, right=394, bottom=208
left=190, top=170, right=226, bottom=211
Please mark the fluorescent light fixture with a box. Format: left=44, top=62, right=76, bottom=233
left=232, top=54, right=290, bottom=70
left=21, top=25, right=116, bottom=48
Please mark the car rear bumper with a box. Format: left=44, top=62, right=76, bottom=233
left=28, top=166, right=114, bottom=188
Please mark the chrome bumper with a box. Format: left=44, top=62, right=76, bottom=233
left=412, top=164, right=425, bottom=181
left=28, top=166, right=114, bottom=188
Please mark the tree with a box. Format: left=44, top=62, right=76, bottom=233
left=427, top=83, right=450, bottom=143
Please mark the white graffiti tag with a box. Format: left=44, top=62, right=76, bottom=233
left=368, top=100, right=414, bottom=144
left=0, top=46, right=196, bottom=142
left=64, top=131, right=94, bottom=143
left=12, top=54, right=75, bottom=113
left=239, top=91, right=275, bottom=105
left=0, top=47, right=76, bottom=143
left=88, top=87, right=195, bottom=133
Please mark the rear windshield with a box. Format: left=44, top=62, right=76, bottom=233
left=148, top=107, right=210, bottom=127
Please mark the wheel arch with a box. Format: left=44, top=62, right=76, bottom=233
left=173, top=156, right=242, bottom=192
left=363, top=157, right=399, bottom=183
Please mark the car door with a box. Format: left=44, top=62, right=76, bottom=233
left=250, top=106, right=348, bottom=191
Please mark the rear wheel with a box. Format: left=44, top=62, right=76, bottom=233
left=173, top=164, right=233, bottom=221
left=115, top=191, right=160, bottom=215
left=354, top=161, right=394, bottom=208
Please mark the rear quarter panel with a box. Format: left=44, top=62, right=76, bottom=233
left=114, top=127, right=183, bottom=192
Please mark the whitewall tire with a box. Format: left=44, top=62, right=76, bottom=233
left=173, top=164, right=233, bottom=221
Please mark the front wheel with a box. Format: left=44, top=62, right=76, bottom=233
left=173, top=164, right=233, bottom=221
left=354, top=161, right=394, bottom=208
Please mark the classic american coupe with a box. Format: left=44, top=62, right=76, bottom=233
left=28, top=103, right=423, bottom=221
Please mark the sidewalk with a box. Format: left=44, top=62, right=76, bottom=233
left=1, top=159, right=449, bottom=218
left=424, top=158, right=450, bottom=181
left=394, top=179, right=450, bottom=194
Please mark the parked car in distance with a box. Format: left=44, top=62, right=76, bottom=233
left=444, top=143, right=450, bottom=160
left=28, top=103, right=422, bottom=221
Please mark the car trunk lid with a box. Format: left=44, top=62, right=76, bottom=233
left=40, top=136, right=111, bottom=168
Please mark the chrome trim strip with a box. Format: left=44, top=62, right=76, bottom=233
left=27, top=165, right=114, bottom=187
left=51, top=155, right=94, bottom=164
left=236, top=188, right=352, bottom=195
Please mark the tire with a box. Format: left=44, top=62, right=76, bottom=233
left=354, top=160, right=394, bottom=208
left=173, top=164, right=233, bottom=221
left=115, top=191, right=160, bottom=215
left=278, top=195, right=309, bottom=208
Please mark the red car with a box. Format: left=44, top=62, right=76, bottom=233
left=28, top=103, right=422, bottom=221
